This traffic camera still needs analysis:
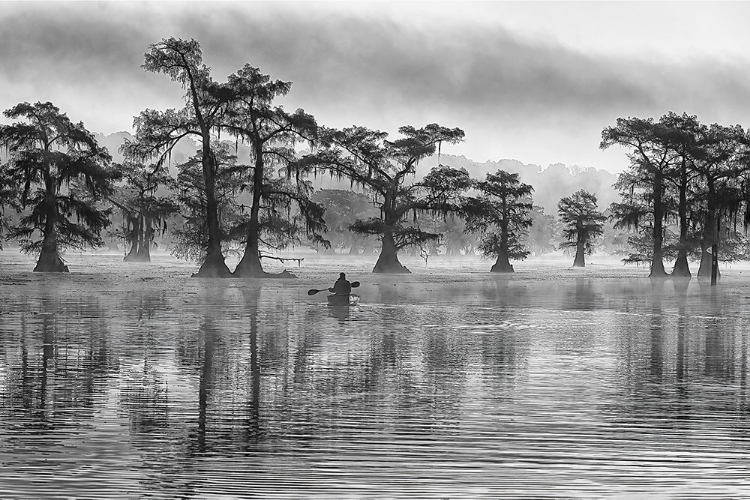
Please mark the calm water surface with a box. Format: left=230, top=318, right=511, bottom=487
left=2, top=251, right=750, bottom=498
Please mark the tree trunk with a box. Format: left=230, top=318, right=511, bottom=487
left=490, top=248, right=514, bottom=273
left=697, top=244, right=709, bottom=277
left=373, top=231, right=409, bottom=273
left=572, top=233, right=585, bottom=267
left=697, top=242, right=720, bottom=280
left=123, top=244, right=138, bottom=262
left=572, top=247, right=585, bottom=267
left=650, top=171, right=668, bottom=278
left=672, top=253, right=691, bottom=278
left=234, top=227, right=266, bottom=277
left=697, top=182, right=719, bottom=280
left=124, top=215, right=140, bottom=262
left=650, top=244, right=668, bottom=277
left=34, top=235, right=68, bottom=272
left=234, top=145, right=267, bottom=278
left=194, top=144, right=232, bottom=278
left=711, top=242, right=719, bottom=286
left=124, top=215, right=152, bottom=262
left=34, top=182, right=68, bottom=272
left=672, top=158, right=691, bottom=278
left=136, top=216, right=153, bottom=262
left=491, top=223, right=514, bottom=272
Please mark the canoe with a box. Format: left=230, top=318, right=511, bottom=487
left=327, top=294, right=359, bottom=306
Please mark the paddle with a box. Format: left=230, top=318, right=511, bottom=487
left=308, top=281, right=360, bottom=295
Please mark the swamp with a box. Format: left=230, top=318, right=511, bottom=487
left=2, top=250, right=750, bottom=497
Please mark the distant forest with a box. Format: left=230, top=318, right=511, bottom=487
left=93, top=131, right=619, bottom=216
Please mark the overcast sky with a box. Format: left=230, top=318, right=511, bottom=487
left=2, top=1, right=750, bottom=173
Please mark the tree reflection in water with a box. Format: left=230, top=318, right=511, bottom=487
left=610, top=277, right=750, bottom=424
left=2, top=287, right=111, bottom=427
left=3, top=261, right=750, bottom=496
left=0, top=282, right=117, bottom=496
left=675, top=279, right=689, bottom=397
left=649, top=279, right=665, bottom=381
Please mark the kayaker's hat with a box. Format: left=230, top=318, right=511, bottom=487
left=340, top=272, right=346, bottom=278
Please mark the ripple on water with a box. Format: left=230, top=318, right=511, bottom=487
left=2, top=252, right=750, bottom=496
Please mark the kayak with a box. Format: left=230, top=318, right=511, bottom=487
left=327, top=294, right=360, bottom=306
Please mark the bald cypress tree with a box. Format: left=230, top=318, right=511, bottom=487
left=300, top=124, right=467, bottom=273
left=223, top=65, right=326, bottom=278
left=688, top=123, right=748, bottom=279
left=464, top=170, right=534, bottom=273
left=124, top=38, right=234, bottom=277
left=111, top=160, right=178, bottom=262
left=558, top=189, right=606, bottom=268
left=601, top=116, right=683, bottom=277
left=0, top=102, right=114, bottom=272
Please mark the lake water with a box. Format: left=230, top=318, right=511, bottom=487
left=2, top=250, right=750, bottom=498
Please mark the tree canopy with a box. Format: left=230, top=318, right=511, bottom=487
left=604, top=113, right=750, bottom=280
left=124, top=37, right=234, bottom=277
left=558, top=189, right=606, bottom=268
left=0, top=101, right=114, bottom=271
left=111, top=160, right=179, bottom=262
left=171, top=142, right=245, bottom=263
left=464, top=169, right=534, bottom=273
left=601, top=116, right=683, bottom=276
left=222, top=65, right=325, bottom=277
left=300, top=124, right=468, bottom=273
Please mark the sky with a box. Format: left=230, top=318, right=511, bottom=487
left=2, top=1, right=750, bottom=173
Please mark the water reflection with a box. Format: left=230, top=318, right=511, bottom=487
left=3, top=288, right=111, bottom=427
left=566, top=277, right=598, bottom=310
left=328, top=304, right=350, bottom=321
left=244, top=287, right=262, bottom=444
left=676, top=296, right=688, bottom=387
left=649, top=280, right=664, bottom=381
left=2, top=262, right=750, bottom=496
left=607, top=276, right=750, bottom=456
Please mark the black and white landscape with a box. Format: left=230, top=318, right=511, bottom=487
left=2, top=2, right=750, bottom=498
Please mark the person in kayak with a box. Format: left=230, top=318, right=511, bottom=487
left=329, top=272, right=352, bottom=295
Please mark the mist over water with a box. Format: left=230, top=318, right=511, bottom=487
left=2, top=250, right=750, bottom=497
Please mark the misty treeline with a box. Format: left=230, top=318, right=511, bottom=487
left=602, top=113, right=750, bottom=279
left=2, top=39, right=750, bottom=277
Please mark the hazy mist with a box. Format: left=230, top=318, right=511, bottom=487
left=3, top=2, right=750, bottom=172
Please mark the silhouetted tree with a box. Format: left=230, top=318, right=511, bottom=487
left=659, top=112, right=702, bottom=277
left=609, top=170, right=659, bottom=265
left=300, top=124, right=466, bottom=273
left=111, top=161, right=179, bottom=262
left=0, top=102, right=114, bottom=271
left=124, top=37, right=234, bottom=277
left=464, top=170, right=533, bottom=273
left=688, top=123, right=748, bottom=279
left=223, top=65, right=326, bottom=277
left=171, top=143, right=245, bottom=263
left=601, top=116, right=683, bottom=277
left=558, top=189, right=606, bottom=267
